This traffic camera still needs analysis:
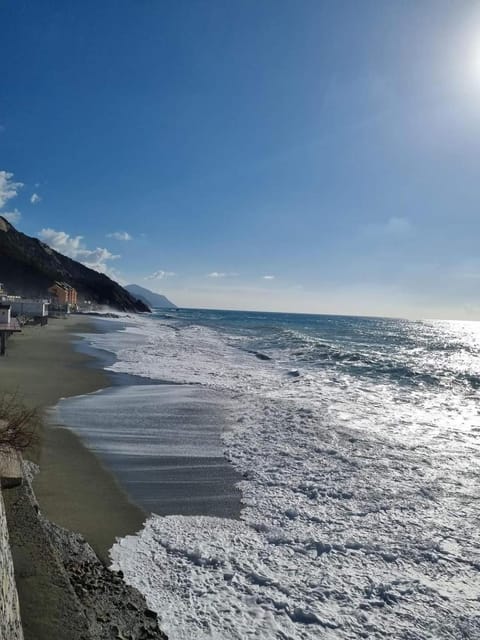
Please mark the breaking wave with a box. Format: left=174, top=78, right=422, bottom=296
left=81, top=311, right=480, bottom=639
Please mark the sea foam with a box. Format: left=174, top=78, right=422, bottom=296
left=83, top=314, right=480, bottom=638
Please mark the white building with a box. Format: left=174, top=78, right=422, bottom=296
left=6, top=299, right=49, bottom=325
left=9, top=299, right=49, bottom=318
left=0, top=303, right=11, bottom=325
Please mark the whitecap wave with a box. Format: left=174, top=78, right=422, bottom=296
left=81, top=314, right=480, bottom=638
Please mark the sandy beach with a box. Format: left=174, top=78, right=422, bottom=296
left=1, top=317, right=171, bottom=640
left=1, top=317, right=146, bottom=560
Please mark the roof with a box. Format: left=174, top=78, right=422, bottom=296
left=51, top=281, right=76, bottom=291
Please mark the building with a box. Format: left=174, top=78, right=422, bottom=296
left=8, top=299, right=49, bottom=325
left=0, top=303, right=21, bottom=355
left=0, top=303, right=11, bottom=325
left=48, top=282, right=78, bottom=309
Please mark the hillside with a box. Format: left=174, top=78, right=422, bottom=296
left=124, top=284, right=177, bottom=309
left=0, top=217, right=149, bottom=312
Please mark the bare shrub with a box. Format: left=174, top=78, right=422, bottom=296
left=0, top=392, right=40, bottom=453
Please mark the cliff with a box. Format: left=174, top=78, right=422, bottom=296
left=0, top=217, right=149, bottom=313
left=124, top=284, right=177, bottom=309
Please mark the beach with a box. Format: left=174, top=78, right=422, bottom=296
left=1, top=314, right=244, bottom=639
left=1, top=316, right=171, bottom=640
left=2, top=316, right=147, bottom=561
left=3, top=310, right=480, bottom=639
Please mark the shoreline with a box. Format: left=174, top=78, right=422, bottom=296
left=2, top=317, right=147, bottom=561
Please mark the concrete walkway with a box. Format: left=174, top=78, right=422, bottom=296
left=3, top=469, right=91, bottom=640
left=2, top=461, right=167, bottom=640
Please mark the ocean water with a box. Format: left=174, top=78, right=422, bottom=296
left=63, top=310, right=480, bottom=638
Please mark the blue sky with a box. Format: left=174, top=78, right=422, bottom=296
left=2, top=0, right=480, bottom=318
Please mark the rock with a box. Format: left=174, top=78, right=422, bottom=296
left=0, top=446, right=23, bottom=488
left=144, top=609, right=158, bottom=620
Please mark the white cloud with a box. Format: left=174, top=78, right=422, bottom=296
left=38, top=228, right=120, bottom=274
left=38, top=228, right=83, bottom=255
left=144, top=270, right=176, bottom=280
left=82, top=247, right=120, bottom=273
left=0, top=170, right=23, bottom=209
left=207, top=272, right=239, bottom=278
left=1, top=209, right=22, bottom=224
left=263, top=275, right=275, bottom=280
left=30, top=193, right=41, bottom=204
left=107, top=231, right=132, bottom=241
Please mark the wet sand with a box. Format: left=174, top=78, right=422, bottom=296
left=53, top=384, right=243, bottom=520
left=0, top=317, right=146, bottom=561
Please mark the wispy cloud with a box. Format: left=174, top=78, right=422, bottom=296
left=38, top=228, right=120, bottom=274
left=451, top=259, right=480, bottom=281
left=107, top=231, right=132, bottom=241
left=365, top=216, right=412, bottom=237
left=144, top=270, right=176, bottom=280
left=0, top=170, right=23, bottom=209
left=263, top=275, right=275, bottom=280
left=1, top=209, right=21, bottom=224
left=384, top=217, right=411, bottom=234
left=207, top=272, right=239, bottom=278
left=30, top=193, right=41, bottom=204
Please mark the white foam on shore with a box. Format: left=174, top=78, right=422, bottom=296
left=85, top=315, right=480, bottom=638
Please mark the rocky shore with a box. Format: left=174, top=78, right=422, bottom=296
left=4, top=462, right=167, bottom=640
left=51, top=526, right=166, bottom=640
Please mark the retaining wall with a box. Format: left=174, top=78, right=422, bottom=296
left=0, top=488, right=23, bottom=640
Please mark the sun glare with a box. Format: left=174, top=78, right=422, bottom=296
left=471, top=38, right=480, bottom=73
left=466, top=31, right=480, bottom=88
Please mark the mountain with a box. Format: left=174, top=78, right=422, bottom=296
left=0, top=217, right=149, bottom=313
left=125, top=284, right=177, bottom=309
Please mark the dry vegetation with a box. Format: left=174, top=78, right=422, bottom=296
left=0, top=392, right=39, bottom=453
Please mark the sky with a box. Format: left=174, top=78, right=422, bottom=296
left=2, top=0, right=480, bottom=318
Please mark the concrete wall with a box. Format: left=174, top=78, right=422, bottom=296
left=9, top=300, right=49, bottom=318
left=0, top=489, right=24, bottom=640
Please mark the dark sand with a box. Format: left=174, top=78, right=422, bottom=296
left=1, top=317, right=107, bottom=408
left=109, top=454, right=242, bottom=517
left=2, top=315, right=241, bottom=639
left=0, top=317, right=146, bottom=561
left=54, top=383, right=243, bottom=520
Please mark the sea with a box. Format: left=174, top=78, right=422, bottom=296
left=52, top=309, right=480, bottom=639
